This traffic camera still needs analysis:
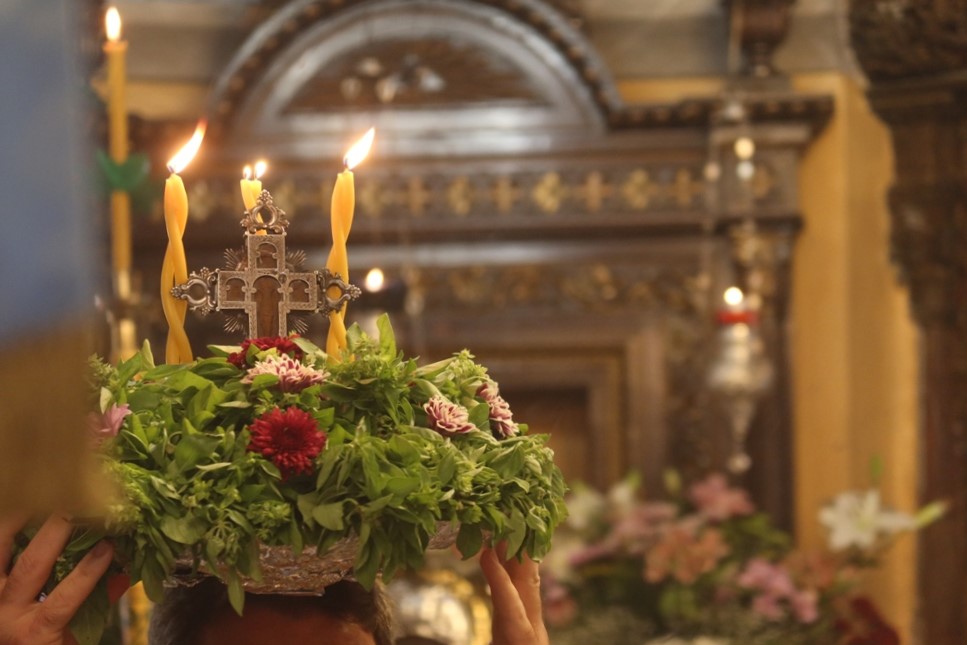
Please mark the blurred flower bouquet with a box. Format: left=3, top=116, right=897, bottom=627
left=542, top=471, right=943, bottom=645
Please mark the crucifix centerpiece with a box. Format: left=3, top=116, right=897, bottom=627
left=171, top=190, right=360, bottom=338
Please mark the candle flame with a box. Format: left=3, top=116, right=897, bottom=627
left=167, top=121, right=207, bottom=174
left=723, top=287, right=744, bottom=306
left=105, top=7, right=122, bottom=42
left=243, top=165, right=252, bottom=180
left=343, top=127, right=375, bottom=170
left=254, top=160, right=268, bottom=179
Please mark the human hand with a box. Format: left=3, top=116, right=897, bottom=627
left=0, top=515, right=116, bottom=645
left=479, top=544, right=549, bottom=645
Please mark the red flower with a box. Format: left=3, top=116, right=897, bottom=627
left=247, top=407, right=326, bottom=478
left=228, top=336, right=304, bottom=368
left=835, top=596, right=900, bottom=645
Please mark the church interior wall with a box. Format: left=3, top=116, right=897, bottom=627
left=792, top=71, right=919, bottom=643
left=93, top=1, right=926, bottom=640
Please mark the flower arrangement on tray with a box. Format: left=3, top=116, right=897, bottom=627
left=541, top=470, right=943, bottom=645
left=16, top=314, right=567, bottom=645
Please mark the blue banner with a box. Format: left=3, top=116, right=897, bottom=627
left=0, top=0, right=93, bottom=341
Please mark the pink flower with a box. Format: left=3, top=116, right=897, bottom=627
left=242, top=354, right=328, bottom=393
left=739, top=558, right=817, bottom=624
left=542, top=580, right=578, bottom=627
left=644, top=523, right=729, bottom=584
left=738, top=558, right=795, bottom=597
left=477, top=381, right=520, bottom=438
left=791, top=588, right=819, bottom=623
left=783, top=550, right=839, bottom=591
left=752, top=593, right=786, bottom=621
left=688, top=473, right=755, bottom=521
left=87, top=404, right=131, bottom=443
left=598, top=502, right=678, bottom=556
left=569, top=542, right=619, bottom=568
left=424, top=396, right=476, bottom=436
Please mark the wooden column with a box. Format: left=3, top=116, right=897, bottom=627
left=850, top=3, right=967, bottom=642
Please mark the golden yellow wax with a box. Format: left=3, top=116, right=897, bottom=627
left=240, top=175, right=267, bottom=235
left=104, top=38, right=131, bottom=276
left=325, top=170, right=355, bottom=357
left=240, top=178, right=262, bottom=210
left=162, top=173, right=192, bottom=364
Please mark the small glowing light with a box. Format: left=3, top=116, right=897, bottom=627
left=254, top=160, right=268, bottom=179
left=365, top=268, right=385, bottom=292
left=703, top=162, right=721, bottom=182
left=733, top=136, right=755, bottom=160
left=344, top=127, right=375, bottom=170
left=243, top=165, right=252, bottom=180
left=105, top=7, right=122, bottom=42
left=167, top=121, right=207, bottom=174
left=724, top=287, right=744, bottom=307
left=736, top=160, right=755, bottom=181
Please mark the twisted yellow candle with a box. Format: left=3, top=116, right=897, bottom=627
left=240, top=162, right=263, bottom=210
left=162, top=123, right=205, bottom=364
left=326, top=128, right=374, bottom=358
left=240, top=160, right=268, bottom=235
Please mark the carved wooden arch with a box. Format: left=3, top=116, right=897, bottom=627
left=204, top=0, right=624, bottom=159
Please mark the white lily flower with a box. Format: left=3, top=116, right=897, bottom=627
left=565, top=484, right=606, bottom=532
left=819, top=489, right=916, bottom=551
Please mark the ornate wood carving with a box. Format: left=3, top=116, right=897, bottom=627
left=722, top=0, right=796, bottom=78
left=285, top=38, right=546, bottom=110
left=850, top=2, right=967, bottom=642
left=851, top=0, right=967, bottom=81
left=204, top=0, right=623, bottom=149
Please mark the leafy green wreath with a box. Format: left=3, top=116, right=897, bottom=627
left=20, top=315, right=567, bottom=644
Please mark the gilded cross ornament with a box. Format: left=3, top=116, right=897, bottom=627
left=407, top=176, right=430, bottom=216
left=622, top=169, right=658, bottom=210
left=576, top=171, right=611, bottom=213
left=447, top=176, right=473, bottom=216
left=532, top=172, right=565, bottom=214
left=670, top=168, right=704, bottom=208
left=171, top=190, right=360, bottom=337
left=492, top=176, right=520, bottom=214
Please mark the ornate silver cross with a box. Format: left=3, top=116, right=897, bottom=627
left=171, top=190, right=360, bottom=338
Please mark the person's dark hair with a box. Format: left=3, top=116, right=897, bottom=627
left=148, top=577, right=394, bottom=645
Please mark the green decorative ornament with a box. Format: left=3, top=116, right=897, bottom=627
left=96, top=150, right=150, bottom=194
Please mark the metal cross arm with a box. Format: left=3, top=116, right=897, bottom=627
left=171, top=190, right=361, bottom=338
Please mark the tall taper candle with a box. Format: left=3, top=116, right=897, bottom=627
left=104, top=8, right=131, bottom=283
left=326, top=128, right=374, bottom=358
left=162, top=123, right=205, bottom=364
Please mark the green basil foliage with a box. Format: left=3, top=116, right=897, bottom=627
left=27, top=314, right=566, bottom=645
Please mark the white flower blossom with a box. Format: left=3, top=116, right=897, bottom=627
left=565, top=484, right=606, bottom=533
left=243, top=354, right=328, bottom=393
left=606, top=475, right=639, bottom=518
left=424, top=395, right=475, bottom=436
left=819, top=489, right=916, bottom=551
